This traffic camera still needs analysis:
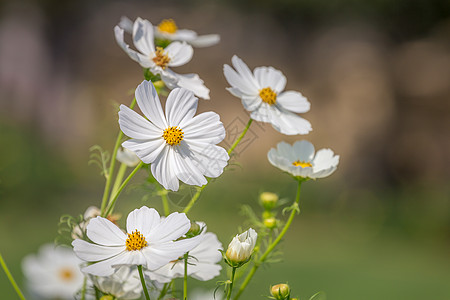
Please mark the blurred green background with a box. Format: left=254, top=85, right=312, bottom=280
left=1, top=0, right=449, bottom=299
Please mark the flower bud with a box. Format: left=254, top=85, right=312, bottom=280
left=271, top=283, right=290, bottom=300
left=262, top=211, right=273, bottom=220
left=100, top=296, right=114, bottom=300
left=225, top=228, right=257, bottom=267
left=263, top=217, right=277, bottom=229
left=187, top=221, right=202, bottom=237
left=260, top=192, right=278, bottom=210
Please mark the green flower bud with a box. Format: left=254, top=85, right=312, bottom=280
left=262, top=211, right=273, bottom=220
left=263, top=217, right=277, bottom=229
left=271, top=283, right=290, bottom=300
left=260, top=192, right=278, bottom=210
left=187, top=221, right=202, bottom=236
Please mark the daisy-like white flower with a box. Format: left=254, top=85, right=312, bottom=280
left=92, top=266, right=142, bottom=299
left=224, top=55, right=312, bottom=135
left=22, top=244, right=84, bottom=299
left=72, top=206, right=203, bottom=276
left=147, top=223, right=222, bottom=282
left=120, top=17, right=220, bottom=48
left=117, top=147, right=140, bottom=167
left=115, top=17, right=210, bottom=99
left=118, top=80, right=229, bottom=191
left=267, top=140, right=339, bottom=179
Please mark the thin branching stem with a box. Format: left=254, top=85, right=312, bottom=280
left=0, top=253, right=26, bottom=300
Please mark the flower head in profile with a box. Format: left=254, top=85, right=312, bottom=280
left=224, top=55, right=311, bottom=135
left=72, top=206, right=203, bottom=276
left=22, top=244, right=84, bottom=299
left=120, top=16, right=220, bottom=48
left=147, top=222, right=223, bottom=282
left=268, top=140, right=339, bottom=179
left=92, top=266, right=142, bottom=299
left=225, top=228, right=257, bottom=267
left=118, top=80, right=229, bottom=191
left=115, top=17, right=210, bottom=99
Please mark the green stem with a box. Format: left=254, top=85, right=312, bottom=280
left=183, top=253, right=189, bottom=300
left=100, top=98, right=136, bottom=215
left=138, top=265, right=151, bottom=300
left=227, top=119, right=253, bottom=155
left=158, top=188, right=170, bottom=216
left=157, top=282, right=170, bottom=300
left=233, top=180, right=303, bottom=300
left=226, top=267, right=237, bottom=300
left=103, top=162, right=144, bottom=217
left=0, top=253, right=26, bottom=300
left=110, top=163, right=128, bottom=199
left=81, top=276, right=87, bottom=300
left=182, top=185, right=206, bottom=214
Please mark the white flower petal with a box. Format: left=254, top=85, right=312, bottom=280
left=173, top=143, right=208, bottom=186
left=82, top=251, right=130, bottom=276
left=166, top=42, right=193, bottom=67
left=148, top=212, right=190, bottom=243
left=189, top=34, right=220, bottom=48
left=224, top=64, right=258, bottom=96
left=122, top=139, right=165, bottom=164
left=118, top=16, right=133, bottom=33
left=188, top=142, right=229, bottom=178
left=86, top=216, right=127, bottom=246
left=277, top=91, right=310, bottom=113
left=132, top=18, right=155, bottom=55
left=126, top=206, right=161, bottom=237
left=114, top=26, right=141, bottom=64
left=165, top=88, right=198, bottom=126
left=167, top=70, right=210, bottom=100
left=253, top=66, right=286, bottom=93
left=292, top=140, right=315, bottom=162
left=135, top=80, right=167, bottom=129
left=270, top=109, right=312, bottom=135
left=182, top=112, right=225, bottom=144
left=72, top=239, right=125, bottom=262
left=174, top=29, right=198, bottom=40
left=231, top=55, right=260, bottom=90
left=119, top=104, right=162, bottom=139
left=190, top=262, right=222, bottom=281
left=151, top=147, right=180, bottom=191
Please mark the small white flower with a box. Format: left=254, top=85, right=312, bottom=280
left=22, top=244, right=84, bottom=299
left=117, top=147, right=140, bottom=167
left=224, top=55, right=312, bottom=135
left=115, top=17, right=210, bottom=99
left=190, top=289, right=224, bottom=300
left=92, top=266, right=142, bottom=299
left=118, top=80, right=229, bottom=191
left=72, top=206, right=203, bottom=276
left=225, top=228, right=257, bottom=267
left=147, top=223, right=223, bottom=282
left=267, top=140, right=339, bottom=179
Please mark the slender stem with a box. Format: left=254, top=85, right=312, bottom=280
left=233, top=181, right=302, bottom=300
left=227, top=119, right=253, bottom=155
left=226, top=267, right=237, bottom=300
left=157, top=282, right=170, bottom=300
left=0, top=253, right=26, bottom=300
left=94, top=286, right=102, bottom=300
left=100, top=98, right=136, bottom=215
left=103, top=162, right=144, bottom=217
left=80, top=276, right=87, bottom=300
left=183, top=253, right=189, bottom=300
left=158, top=188, right=170, bottom=216
left=182, top=185, right=206, bottom=214
left=138, top=265, right=151, bottom=300
left=110, top=163, right=128, bottom=199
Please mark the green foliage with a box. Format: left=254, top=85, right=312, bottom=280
left=88, top=145, right=110, bottom=179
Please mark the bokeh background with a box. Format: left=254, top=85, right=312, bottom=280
left=1, top=0, right=449, bottom=299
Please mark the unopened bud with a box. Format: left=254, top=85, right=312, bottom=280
left=187, top=221, right=202, bottom=236
left=271, top=283, right=290, bottom=300
left=260, top=192, right=278, bottom=210
left=225, top=228, right=257, bottom=267
left=263, top=217, right=277, bottom=229
left=262, top=211, right=273, bottom=220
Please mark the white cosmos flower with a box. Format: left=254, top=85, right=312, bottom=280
left=147, top=223, right=222, bottom=283
left=224, top=55, right=312, bottom=135
left=115, top=17, right=210, bottom=99
left=22, top=244, right=84, bottom=299
left=225, top=228, right=257, bottom=267
left=117, top=147, right=140, bottom=167
left=92, top=266, right=142, bottom=299
left=118, top=80, right=229, bottom=191
left=267, top=140, right=339, bottom=179
left=72, top=206, right=203, bottom=276
left=120, top=16, right=220, bottom=48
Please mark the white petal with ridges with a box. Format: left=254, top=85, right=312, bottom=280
left=254, top=66, right=286, bottom=93
left=165, top=88, right=198, bottom=126
left=148, top=212, right=190, bottom=244
left=132, top=18, right=155, bottom=55
left=166, top=42, right=193, bottom=67
left=72, top=239, right=125, bottom=262
left=277, top=91, right=310, bottom=113
left=86, top=217, right=127, bottom=246
left=122, top=139, right=165, bottom=164
left=119, top=105, right=162, bottom=139
left=126, top=206, right=161, bottom=237
left=135, top=80, right=167, bottom=129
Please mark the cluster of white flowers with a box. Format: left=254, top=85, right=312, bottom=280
left=19, top=13, right=340, bottom=300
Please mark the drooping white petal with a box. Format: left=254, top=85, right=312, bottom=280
left=223, top=64, right=258, bottom=96
left=82, top=251, right=130, bottom=276
left=292, top=140, right=315, bottom=162
left=189, top=34, right=220, bottom=48
left=181, top=112, right=225, bottom=144
left=231, top=55, right=260, bottom=90
left=119, top=105, right=162, bottom=139
left=118, top=16, right=133, bottom=33
left=167, top=70, right=210, bottom=100
left=173, top=29, right=197, bottom=41
left=132, top=18, right=155, bottom=55
left=270, top=109, right=312, bottom=135
left=86, top=216, right=127, bottom=246
left=148, top=212, right=190, bottom=244
left=72, top=239, right=125, bottom=262
left=114, top=26, right=141, bottom=64
left=173, top=143, right=208, bottom=186
left=253, top=66, right=286, bottom=93
left=135, top=80, right=168, bottom=129
left=166, top=42, right=193, bottom=67
left=188, top=141, right=229, bottom=178
left=151, top=146, right=180, bottom=191
left=165, top=88, right=198, bottom=126
left=277, top=91, right=310, bottom=113
left=126, top=206, right=161, bottom=237
left=122, top=139, right=165, bottom=164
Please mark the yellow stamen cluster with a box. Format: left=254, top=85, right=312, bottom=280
left=126, top=230, right=148, bottom=251
left=259, top=87, right=277, bottom=105
left=157, top=19, right=178, bottom=34
left=292, top=160, right=312, bottom=168
left=163, top=126, right=184, bottom=146
left=152, top=47, right=171, bottom=69
left=59, top=268, right=74, bottom=281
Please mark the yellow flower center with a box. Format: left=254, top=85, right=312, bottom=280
left=59, top=268, right=74, bottom=281
left=163, top=126, right=184, bottom=146
left=126, top=230, right=148, bottom=251
left=152, top=47, right=171, bottom=69
left=259, top=87, right=277, bottom=105
left=292, top=160, right=312, bottom=168
left=157, top=19, right=178, bottom=34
